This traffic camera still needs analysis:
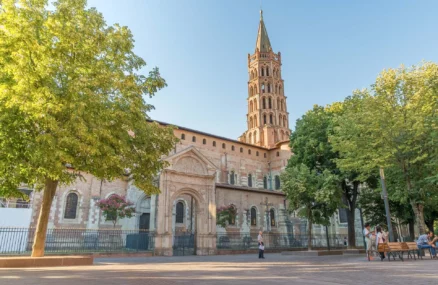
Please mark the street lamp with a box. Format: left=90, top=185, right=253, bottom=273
left=379, top=167, right=395, bottom=242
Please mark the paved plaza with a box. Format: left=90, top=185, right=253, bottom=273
left=0, top=253, right=437, bottom=285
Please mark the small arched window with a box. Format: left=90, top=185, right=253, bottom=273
left=253, top=115, right=257, bottom=127
left=261, top=67, right=265, bottom=76
left=254, top=99, right=258, bottom=110
left=264, top=153, right=267, bottom=158
left=64, top=192, right=78, bottom=219
left=275, top=84, right=278, bottom=94
left=176, top=201, right=184, bottom=223
left=268, top=98, right=272, bottom=109
left=266, top=67, right=270, bottom=76
left=248, top=174, right=252, bottom=187
left=267, top=83, right=271, bottom=93
left=269, top=114, right=273, bottom=124
left=277, top=151, right=280, bottom=157
left=213, top=141, right=216, bottom=147
left=222, top=143, right=226, bottom=149
left=262, top=98, right=266, bottom=109
left=230, top=171, right=235, bottom=185
left=256, top=151, right=259, bottom=157
left=279, top=115, right=282, bottom=126
left=263, top=114, right=267, bottom=125
left=275, top=175, right=281, bottom=190
left=231, top=145, right=235, bottom=151
left=277, top=98, right=280, bottom=110
left=270, top=209, right=276, bottom=226
left=261, top=84, right=265, bottom=93
left=263, top=176, right=268, bottom=189
left=250, top=101, right=253, bottom=112
left=284, top=117, right=287, bottom=128
left=248, top=149, right=251, bottom=155
left=251, top=207, right=257, bottom=226
left=203, top=138, right=207, bottom=144
left=192, top=136, right=196, bottom=142
left=181, top=134, right=185, bottom=140
left=279, top=85, right=282, bottom=95
left=240, top=147, right=243, bottom=153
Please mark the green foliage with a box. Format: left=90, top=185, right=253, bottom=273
left=281, top=164, right=341, bottom=226
left=216, top=205, right=236, bottom=228
left=0, top=0, right=177, bottom=196
left=96, top=194, right=135, bottom=228
left=330, top=62, right=438, bottom=234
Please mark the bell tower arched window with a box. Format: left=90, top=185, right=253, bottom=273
left=268, top=98, right=272, bottom=109
left=248, top=174, right=253, bottom=187
left=261, top=67, right=265, bottom=76
left=250, top=207, right=257, bottom=226
left=176, top=201, right=184, bottom=223
left=263, top=114, right=267, bottom=125
left=261, top=84, right=265, bottom=93
left=262, top=98, right=266, bottom=109
left=64, top=192, right=78, bottom=219
left=266, top=67, right=270, bottom=76
left=269, top=114, right=273, bottom=124
left=267, top=83, right=271, bottom=93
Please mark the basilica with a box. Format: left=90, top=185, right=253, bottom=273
left=29, top=11, right=362, bottom=255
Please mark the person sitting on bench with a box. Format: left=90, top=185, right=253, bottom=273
left=417, top=231, right=437, bottom=258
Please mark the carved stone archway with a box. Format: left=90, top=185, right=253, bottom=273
left=154, top=146, right=217, bottom=256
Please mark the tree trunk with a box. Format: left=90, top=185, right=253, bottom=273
left=307, top=206, right=312, bottom=251
left=408, top=219, right=415, bottom=241
left=410, top=201, right=427, bottom=237
left=425, top=219, right=434, bottom=234
left=346, top=208, right=356, bottom=249
left=403, top=166, right=427, bottom=237
left=31, top=178, right=58, bottom=257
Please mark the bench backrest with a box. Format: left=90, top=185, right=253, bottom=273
left=387, top=242, right=405, bottom=251
left=404, top=242, right=418, bottom=250
left=378, top=243, right=387, bottom=252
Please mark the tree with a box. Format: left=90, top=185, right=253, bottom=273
left=216, top=205, right=236, bottom=228
left=289, top=105, right=377, bottom=248
left=96, top=194, right=135, bottom=228
left=0, top=0, right=177, bottom=257
left=281, top=163, right=340, bottom=250
left=331, top=62, right=438, bottom=237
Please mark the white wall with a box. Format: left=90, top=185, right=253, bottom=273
left=0, top=208, right=32, bottom=253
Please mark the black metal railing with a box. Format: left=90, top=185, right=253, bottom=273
left=0, top=227, right=155, bottom=255
left=216, top=233, right=365, bottom=251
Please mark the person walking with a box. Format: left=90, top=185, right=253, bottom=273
left=363, top=223, right=375, bottom=260
left=375, top=226, right=386, bottom=261
left=257, top=231, right=264, bottom=259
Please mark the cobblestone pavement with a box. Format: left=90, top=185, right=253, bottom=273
left=1, top=253, right=437, bottom=285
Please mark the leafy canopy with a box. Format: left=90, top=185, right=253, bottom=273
left=0, top=0, right=177, bottom=197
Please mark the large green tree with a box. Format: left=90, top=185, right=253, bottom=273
left=289, top=105, right=377, bottom=248
left=0, top=0, right=177, bottom=257
left=331, top=62, right=438, bottom=236
left=281, top=163, right=341, bottom=250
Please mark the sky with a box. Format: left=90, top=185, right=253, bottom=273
left=87, top=0, right=438, bottom=139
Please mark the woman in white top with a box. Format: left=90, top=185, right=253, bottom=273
left=375, top=226, right=386, bottom=261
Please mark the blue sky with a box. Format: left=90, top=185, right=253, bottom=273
left=87, top=0, right=438, bottom=139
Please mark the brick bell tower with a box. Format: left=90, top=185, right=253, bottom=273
left=239, top=10, right=290, bottom=148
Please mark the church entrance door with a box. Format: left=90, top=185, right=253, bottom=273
left=172, top=195, right=196, bottom=256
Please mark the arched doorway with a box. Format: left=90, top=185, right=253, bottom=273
left=172, top=194, right=197, bottom=256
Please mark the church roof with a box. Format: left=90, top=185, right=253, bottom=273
left=255, top=10, right=272, bottom=53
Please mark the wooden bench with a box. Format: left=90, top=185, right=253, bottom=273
left=370, top=242, right=409, bottom=261
left=403, top=242, right=420, bottom=260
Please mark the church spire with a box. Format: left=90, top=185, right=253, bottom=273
left=255, top=10, right=272, bottom=53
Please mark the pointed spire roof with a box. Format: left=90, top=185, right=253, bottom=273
left=255, top=10, right=272, bottom=53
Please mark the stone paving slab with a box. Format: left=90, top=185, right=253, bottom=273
left=0, top=253, right=437, bottom=285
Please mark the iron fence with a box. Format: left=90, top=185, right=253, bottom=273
left=0, top=227, right=154, bottom=255
left=216, top=233, right=365, bottom=251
